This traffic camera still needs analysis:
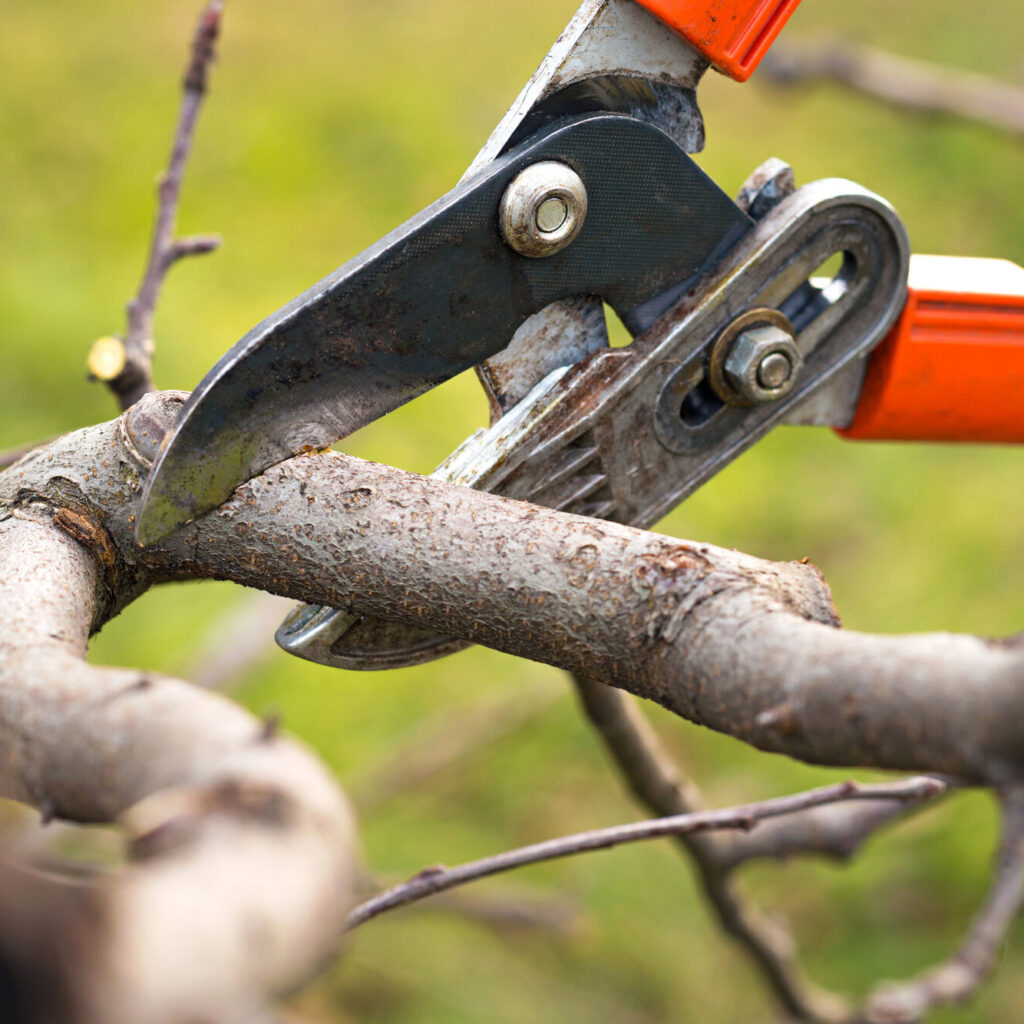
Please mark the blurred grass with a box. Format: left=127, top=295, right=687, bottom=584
left=1, top=1, right=1023, bottom=1020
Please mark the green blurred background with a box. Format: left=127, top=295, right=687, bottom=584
left=2, top=1, right=1023, bottom=1020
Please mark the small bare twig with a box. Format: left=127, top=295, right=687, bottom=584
left=573, top=676, right=854, bottom=1024
left=345, top=778, right=944, bottom=931
left=761, top=43, right=1024, bottom=140
left=89, top=1, right=224, bottom=409
left=715, top=797, right=931, bottom=871
left=866, top=786, right=1024, bottom=1023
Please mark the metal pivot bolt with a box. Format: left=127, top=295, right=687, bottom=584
left=708, top=308, right=803, bottom=407
left=500, top=162, right=588, bottom=259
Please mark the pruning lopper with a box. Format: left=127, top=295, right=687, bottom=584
left=136, top=0, right=1024, bottom=670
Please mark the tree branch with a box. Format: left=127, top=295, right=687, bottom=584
left=761, top=43, right=1024, bottom=140
left=0, top=509, right=357, bottom=1024
left=573, top=677, right=949, bottom=1021
left=5, top=392, right=1022, bottom=786
left=345, top=779, right=943, bottom=930
left=89, top=1, right=224, bottom=410
left=866, top=786, right=1024, bottom=1023
left=715, top=796, right=933, bottom=871
left=574, top=675, right=856, bottom=1023
left=2, top=393, right=1022, bottom=1019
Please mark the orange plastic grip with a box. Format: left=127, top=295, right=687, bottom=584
left=633, top=0, right=804, bottom=81
left=841, top=256, right=1024, bottom=444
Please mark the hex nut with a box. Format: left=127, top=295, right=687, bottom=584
left=708, top=309, right=803, bottom=407
left=499, top=162, right=588, bottom=259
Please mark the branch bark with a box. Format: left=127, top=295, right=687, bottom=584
left=2, top=392, right=1022, bottom=1020
left=0, top=509, right=358, bottom=1024
left=4, top=391, right=1021, bottom=786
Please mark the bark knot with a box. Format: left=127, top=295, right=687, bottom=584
left=52, top=507, right=119, bottom=589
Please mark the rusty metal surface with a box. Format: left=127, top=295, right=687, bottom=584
left=465, top=0, right=708, bottom=178
left=137, top=112, right=751, bottom=544
left=468, top=0, right=710, bottom=424
left=281, top=178, right=909, bottom=669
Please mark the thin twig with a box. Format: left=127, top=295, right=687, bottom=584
left=573, top=676, right=854, bottom=1024
left=714, top=790, right=943, bottom=871
left=761, top=43, right=1024, bottom=140
left=89, top=1, right=224, bottom=410
left=346, top=778, right=944, bottom=930
left=866, top=786, right=1024, bottom=1023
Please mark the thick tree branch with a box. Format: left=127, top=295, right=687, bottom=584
left=4, top=392, right=1022, bottom=786
left=761, top=43, right=1024, bottom=140
left=0, top=510, right=358, bottom=1024
left=345, top=779, right=942, bottom=930
left=89, top=2, right=223, bottom=409
left=2, top=393, right=1022, bottom=1020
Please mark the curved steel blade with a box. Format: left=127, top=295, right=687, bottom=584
left=136, top=112, right=751, bottom=544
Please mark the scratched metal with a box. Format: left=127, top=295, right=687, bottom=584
left=464, top=0, right=708, bottom=179
left=136, top=112, right=751, bottom=544
left=279, top=178, right=909, bottom=669
left=470, top=0, right=710, bottom=418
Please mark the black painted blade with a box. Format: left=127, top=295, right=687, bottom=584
left=136, top=112, right=751, bottom=544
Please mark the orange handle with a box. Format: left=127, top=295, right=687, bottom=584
left=840, top=256, right=1024, bottom=444
left=633, top=0, right=805, bottom=81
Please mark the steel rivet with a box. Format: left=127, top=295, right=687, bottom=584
left=500, top=162, right=588, bottom=259
left=536, top=196, right=569, bottom=234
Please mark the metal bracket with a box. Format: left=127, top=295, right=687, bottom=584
left=469, top=0, right=710, bottom=420
left=277, top=177, right=910, bottom=670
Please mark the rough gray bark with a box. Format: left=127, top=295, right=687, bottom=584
left=4, top=391, right=1022, bottom=785
left=0, top=497, right=358, bottom=1024
left=2, top=390, right=1022, bottom=1022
